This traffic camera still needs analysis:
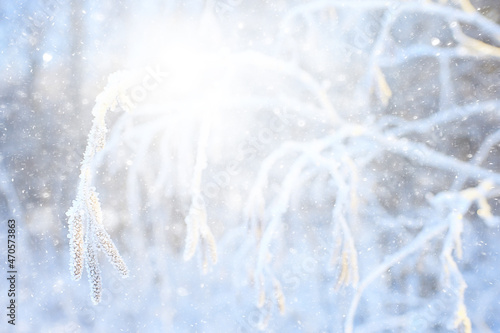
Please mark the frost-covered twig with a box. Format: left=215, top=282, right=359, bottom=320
left=345, top=180, right=499, bottom=333
left=183, top=118, right=217, bottom=268
left=253, top=154, right=310, bottom=315
left=344, top=220, right=450, bottom=333
left=432, top=182, right=499, bottom=332
left=373, top=134, right=500, bottom=184
left=450, top=21, right=500, bottom=58
left=67, top=71, right=138, bottom=303
left=452, top=129, right=500, bottom=191
left=328, top=162, right=359, bottom=289
left=236, top=51, right=342, bottom=125
left=388, top=100, right=500, bottom=137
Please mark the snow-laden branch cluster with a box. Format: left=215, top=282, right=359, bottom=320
left=242, top=125, right=499, bottom=332
left=238, top=1, right=500, bottom=331
left=64, top=0, right=500, bottom=331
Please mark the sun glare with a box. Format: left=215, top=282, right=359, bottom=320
left=127, top=19, right=234, bottom=123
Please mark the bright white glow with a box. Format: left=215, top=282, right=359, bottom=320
left=42, top=53, right=53, bottom=62
left=128, top=20, right=234, bottom=125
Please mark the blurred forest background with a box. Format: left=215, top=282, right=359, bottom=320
left=1, top=0, right=500, bottom=332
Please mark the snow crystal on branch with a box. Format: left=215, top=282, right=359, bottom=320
left=67, top=204, right=84, bottom=280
